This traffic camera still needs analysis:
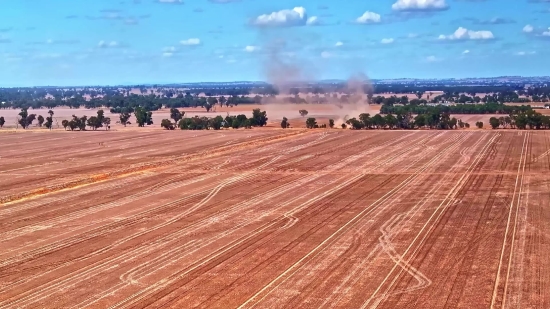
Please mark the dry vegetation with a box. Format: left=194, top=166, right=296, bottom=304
left=1, top=129, right=549, bottom=308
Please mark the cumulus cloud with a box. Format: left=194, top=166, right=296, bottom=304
left=252, top=7, right=308, bottom=27
left=438, top=27, right=494, bottom=40
left=381, top=38, right=394, bottom=44
left=335, top=41, right=343, bottom=47
left=180, top=38, right=201, bottom=45
left=523, top=24, right=534, bottom=33
left=543, top=28, right=550, bottom=36
left=355, top=11, right=381, bottom=24
left=462, top=49, right=470, bottom=54
left=392, top=0, right=448, bottom=11
left=321, top=51, right=332, bottom=58
left=244, top=45, right=259, bottom=52
left=306, top=16, right=319, bottom=25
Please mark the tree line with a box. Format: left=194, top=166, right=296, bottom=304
left=380, top=103, right=532, bottom=115
left=2, top=83, right=549, bottom=111
left=488, top=111, right=550, bottom=130
left=160, top=108, right=268, bottom=130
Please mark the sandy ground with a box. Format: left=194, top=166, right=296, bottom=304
left=0, top=130, right=549, bottom=308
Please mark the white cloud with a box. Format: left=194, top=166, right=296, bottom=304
left=543, top=28, right=550, bottom=36
left=162, top=53, right=173, bottom=57
left=244, top=45, right=259, bottom=52
left=408, top=33, right=418, bottom=38
left=462, top=49, right=470, bottom=54
left=426, top=55, right=440, bottom=62
left=252, top=7, right=308, bottom=27
left=335, top=41, right=343, bottom=47
left=163, top=46, right=176, bottom=53
left=306, top=16, right=319, bottom=25
left=381, top=38, right=394, bottom=44
left=180, top=38, right=201, bottom=45
left=321, top=51, right=332, bottom=58
left=356, top=11, right=381, bottom=24
left=392, top=0, right=448, bottom=11
left=438, top=27, right=494, bottom=40
left=523, top=24, right=534, bottom=33
left=98, top=40, right=119, bottom=48
left=515, top=51, right=536, bottom=56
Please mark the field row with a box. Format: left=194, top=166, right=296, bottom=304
left=0, top=130, right=549, bottom=308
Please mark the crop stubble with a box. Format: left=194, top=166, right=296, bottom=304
left=0, top=130, right=549, bottom=308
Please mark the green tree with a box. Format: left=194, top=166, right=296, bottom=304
left=449, top=117, right=458, bottom=129
left=178, top=118, right=192, bottom=130
left=62, top=120, right=69, bottom=130
left=134, top=107, right=153, bottom=127
left=384, top=114, right=398, bottom=129
left=119, top=112, right=131, bottom=127
left=209, top=116, right=224, bottom=130
left=170, top=108, right=183, bottom=124
left=250, top=109, right=268, bottom=127
left=37, top=115, right=45, bottom=127
left=341, top=123, right=347, bottom=129
left=161, top=119, right=175, bottom=130
left=0, top=116, right=5, bottom=128
left=299, top=110, right=309, bottom=117
left=476, top=121, right=484, bottom=129
left=359, top=113, right=372, bottom=129
left=414, top=114, right=426, bottom=128
left=371, top=114, right=386, bottom=129
left=489, top=117, right=500, bottom=129
left=329, top=119, right=335, bottom=128
left=306, top=117, right=317, bottom=129
left=102, top=117, right=111, bottom=130
left=281, top=117, right=289, bottom=129
left=18, top=108, right=34, bottom=129
left=43, top=110, right=54, bottom=130
left=87, top=116, right=101, bottom=130
left=346, top=118, right=364, bottom=130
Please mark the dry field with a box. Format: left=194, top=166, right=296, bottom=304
left=1, top=129, right=550, bottom=308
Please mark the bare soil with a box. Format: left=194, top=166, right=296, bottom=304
left=0, top=130, right=549, bottom=308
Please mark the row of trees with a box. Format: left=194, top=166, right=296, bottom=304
left=299, top=112, right=470, bottom=130
left=60, top=110, right=112, bottom=131
left=161, top=109, right=268, bottom=130
left=4, top=108, right=56, bottom=129
left=380, top=103, right=532, bottom=115
left=488, top=111, right=550, bottom=130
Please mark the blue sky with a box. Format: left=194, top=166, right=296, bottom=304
left=0, top=0, right=549, bottom=86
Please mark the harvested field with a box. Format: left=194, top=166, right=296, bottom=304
left=1, top=129, right=550, bottom=308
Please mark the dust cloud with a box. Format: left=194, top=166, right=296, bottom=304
left=255, top=33, right=375, bottom=125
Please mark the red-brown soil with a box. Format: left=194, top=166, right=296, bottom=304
left=0, top=129, right=549, bottom=308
